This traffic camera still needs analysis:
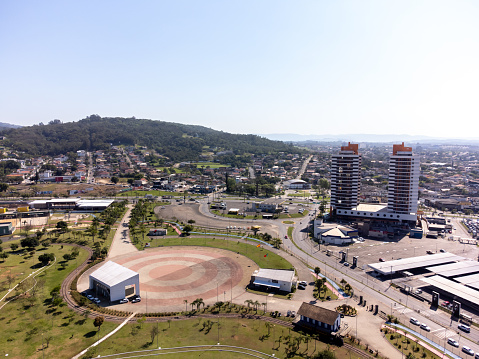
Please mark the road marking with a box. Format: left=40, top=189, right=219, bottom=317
left=434, top=329, right=456, bottom=339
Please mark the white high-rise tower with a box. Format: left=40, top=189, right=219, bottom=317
left=387, top=143, right=420, bottom=216
left=330, top=143, right=361, bottom=211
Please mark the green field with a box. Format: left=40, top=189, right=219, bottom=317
left=0, top=242, right=119, bottom=359
left=92, top=316, right=353, bottom=359
left=147, top=237, right=293, bottom=270
left=190, top=162, right=230, bottom=169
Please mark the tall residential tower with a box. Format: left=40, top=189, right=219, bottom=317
left=330, top=142, right=361, bottom=211
left=387, top=142, right=420, bottom=216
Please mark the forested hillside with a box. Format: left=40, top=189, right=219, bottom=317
left=1, top=115, right=294, bottom=161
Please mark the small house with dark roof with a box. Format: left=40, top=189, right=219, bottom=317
left=297, top=302, right=341, bottom=333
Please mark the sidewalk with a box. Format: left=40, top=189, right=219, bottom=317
left=107, top=204, right=138, bottom=258
left=72, top=312, right=137, bottom=359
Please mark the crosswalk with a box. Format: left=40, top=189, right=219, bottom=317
left=433, top=328, right=456, bottom=340
left=394, top=305, right=413, bottom=315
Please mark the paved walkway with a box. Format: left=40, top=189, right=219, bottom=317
left=72, top=312, right=137, bottom=359
left=107, top=204, right=138, bottom=258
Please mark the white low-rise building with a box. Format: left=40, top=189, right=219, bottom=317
left=89, top=261, right=140, bottom=302
left=251, top=268, right=296, bottom=292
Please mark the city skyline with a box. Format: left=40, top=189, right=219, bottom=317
left=1, top=1, right=479, bottom=138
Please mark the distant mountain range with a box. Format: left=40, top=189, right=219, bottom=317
left=260, top=133, right=479, bottom=145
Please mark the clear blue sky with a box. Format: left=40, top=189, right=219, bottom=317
left=1, top=1, right=478, bottom=138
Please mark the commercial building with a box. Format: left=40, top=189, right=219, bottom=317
left=89, top=261, right=140, bottom=302
left=330, top=143, right=361, bottom=212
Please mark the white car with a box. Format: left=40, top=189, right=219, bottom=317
left=299, top=281, right=308, bottom=286
left=119, top=298, right=129, bottom=304
left=410, top=317, right=420, bottom=325
left=447, top=338, right=459, bottom=347
left=420, top=323, right=430, bottom=332
left=92, top=298, right=100, bottom=304
left=87, top=294, right=94, bottom=300
left=459, top=324, right=471, bottom=333
left=462, top=346, right=474, bottom=355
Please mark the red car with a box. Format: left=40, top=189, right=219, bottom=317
left=442, top=301, right=450, bottom=306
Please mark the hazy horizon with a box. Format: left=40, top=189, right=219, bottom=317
left=2, top=1, right=479, bottom=138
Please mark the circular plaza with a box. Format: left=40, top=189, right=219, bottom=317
left=78, top=246, right=258, bottom=313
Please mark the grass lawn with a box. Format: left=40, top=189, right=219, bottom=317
left=145, top=237, right=293, bottom=270
left=190, top=162, right=230, bottom=169
left=282, top=220, right=295, bottom=224
left=383, top=327, right=442, bottom=359
left=0, top=243, right=119, bottom=359
left=287, top=226, right=294, bottom=240
left=94, top=317, right=353, bottom=359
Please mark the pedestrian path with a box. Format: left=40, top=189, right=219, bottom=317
left=72, top=312, right=137, bottom=359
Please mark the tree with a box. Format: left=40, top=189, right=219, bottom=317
left=38, top=253, right=55, bottom=265
left=0, top=183, right=8, bottom=192
left=20, top=236, right=39, bottom=249
left=150, top=326, right=159, bottom=344
left=182, top=224, right=194, bottom=236
left=0, top=251, right=8, bottom=262
left=111, top=176, right=119, bottom=184
left=93, top=316, right=104, bottom=331
left=314, top=267, right=321, bottom=276
left=10, top=243, right=18, bottom=251
left=56, top=220, right=68, bottom=232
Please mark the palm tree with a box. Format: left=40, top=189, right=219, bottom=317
left=184, top=299, right=188, bottom=312
left=314, top=267, right=321, bottom=276
left=244, top=299, right=253, bottom=310
left=195, top=298, right=204, bottom=311
left=253, top=300, right=261, bottom=313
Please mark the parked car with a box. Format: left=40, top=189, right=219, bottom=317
left=415, top=289, right=422, bottom=294
left=343, top=262, right=350, bottom=267
left=92, top=298, right=100, bottom=304
left=440, top=249, right=446, bottom=252
left=379, top=258, right=385, bottom=262
left=410, top=317, right=420, bottom=326
left=119, top=298, right=129, bottom=304
left=462, top=346, right=474, bottom=355
left=447, top=338, right=459, bottom=347
left=87, top=294, right=94, bottom=300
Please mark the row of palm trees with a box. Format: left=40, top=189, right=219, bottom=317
left=244, top=299, right=266, bottom=312
left=183, top=298, right=205, bottom=311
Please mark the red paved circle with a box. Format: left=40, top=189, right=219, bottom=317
left=149, top=264, right=193, bottom=281
left=105, top=246, right=256, bottom=311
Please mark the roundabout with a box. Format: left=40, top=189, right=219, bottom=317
left=77, top=246, right=258, bottom=312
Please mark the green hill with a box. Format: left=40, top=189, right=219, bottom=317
left=1, top=115, right=294, bottom=162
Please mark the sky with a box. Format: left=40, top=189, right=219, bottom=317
left=1, top=1, right=479, bottom=139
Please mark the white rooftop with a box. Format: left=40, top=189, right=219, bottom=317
left=90, top=261, right=139, bottom=287
left=421, top=275, right=479, bottom=306
left=253, top=269, right=295, bottom=282
left=455, top=274, right=479, bottom=291
left=368, top=253, right=465, bottom=275
left=77, top=199, right=115, bottom=207
left=426, top=261, right=479, bottom=277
